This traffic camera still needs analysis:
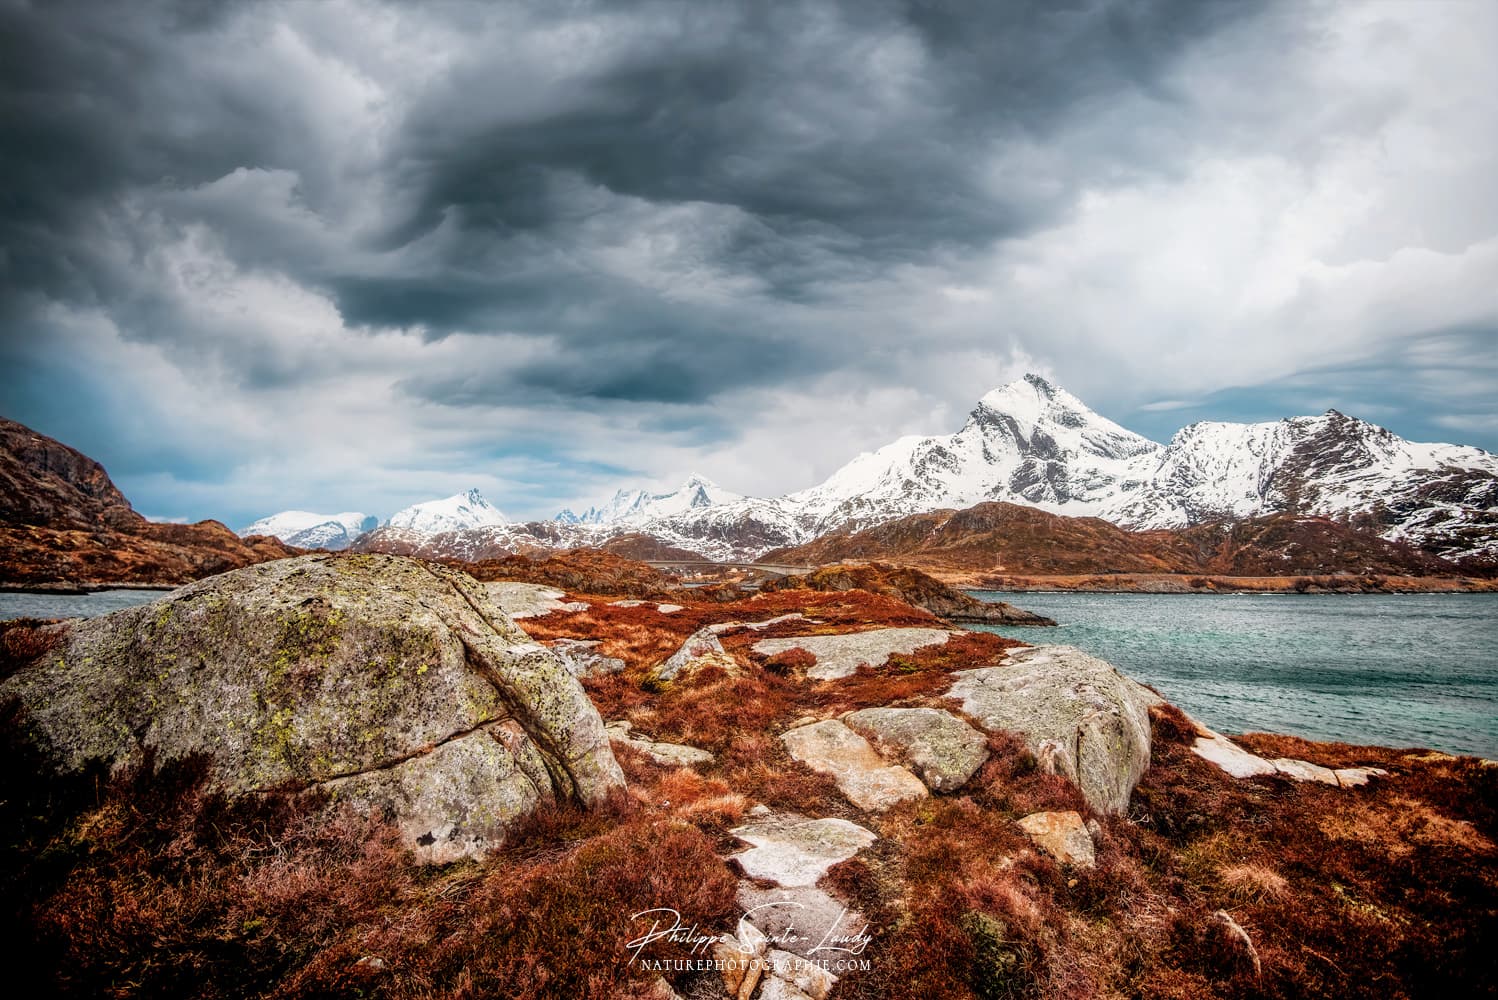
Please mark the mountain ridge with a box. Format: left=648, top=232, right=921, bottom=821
left=263, top=375, right=1497, bottom=568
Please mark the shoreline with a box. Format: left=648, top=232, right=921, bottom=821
left=936, top=572, right=1498, bottom=594
left=0, top=582, right=181, bottom=595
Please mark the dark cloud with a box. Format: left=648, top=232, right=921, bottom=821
left=1, top=0, right=1492, bottom=524
left=1, top=0, right=1257, bottom=356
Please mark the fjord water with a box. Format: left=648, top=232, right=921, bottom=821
left=970, top=591, right=1498, bottom=759
left=0, top=589, right=165, bottom=621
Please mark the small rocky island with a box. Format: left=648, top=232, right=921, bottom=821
left=2, top=550, right=1491, bottom=1000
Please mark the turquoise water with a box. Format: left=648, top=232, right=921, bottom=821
left=968, top=591, right=1498, bottom=759
left=0, top=589, right=167, bottom=621
left=6, top=587, right=1495, bottom=758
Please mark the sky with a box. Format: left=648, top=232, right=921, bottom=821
left=1, top=0, right=1495, bottom=526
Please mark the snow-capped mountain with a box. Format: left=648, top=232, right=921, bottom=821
left=555, top=474, right=743, bottom=526
left=340, top=374, right=1497, bottom=565
left=617, top=375, right=1498, bottom=562
left=238, top=510, right=378, bottom=551
left=385, top=488, right=508, bottom=534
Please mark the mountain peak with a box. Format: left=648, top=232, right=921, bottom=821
left=387, top=488, right=508, bottom=533
left=975, top=373, right=1068, bottom=414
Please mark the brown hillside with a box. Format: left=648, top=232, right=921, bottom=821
left=0, top=417, right=299, bottom=587
left=761, top=562, right=1055, bottom=625
left=765, top=502, right=1461, bottom=578
left=459, top=548, right=682, bottom=598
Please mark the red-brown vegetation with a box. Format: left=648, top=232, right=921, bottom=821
left=5, top=568, right=1494, bottom=999
left=763, top=501, right=1469, bottom=583
left=459, top=548, right=681, bottom=598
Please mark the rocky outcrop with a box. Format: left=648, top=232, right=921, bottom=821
left=781, top=719, right=929, bottom=810
left=761, top=563, right=1055, bottom=626
left=0, top=554, right=625, bottom=862
left=483, top=582, right=589, bottom=618
left=649, top=626, right=741, bottom=685
left=605, top=720, right=714, bottom=767
left=728, top=812, right=878, bottom=887
left=545, top=638, right=626, bottom=677
left=752, top=627, right=953, bottom=681
left=1191, top=727, right=1388, bottom=788
left=0, top=416, right=300, bottom=587
left=948, top=645, right=1158, bottom=814
left=844, top=706, right=990, bottom=792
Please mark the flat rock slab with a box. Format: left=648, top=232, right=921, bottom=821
left=844, top=707, right=990, bottom=792
left=948, top=645, right=1157, bottom=814
left=710, top=613, right=813, bottom=635
left=752, top=627, right=952, bottom=680
left=483, top=582, right=589, bottom=618
left=1334, top=766, right=1389, bottom=787
left=612, top=600, right=684, bottom=614
left=782, top=720, right=929, bottom=811
left=1192, top=730, right=1389, bottom=789
left=545, top=638, right=625, bottom=678
left=736, top=882, right=868, bottom=966
left=1016, top=810, right=1096, bottom=868
left=1192, top=733, right=1278, bottom=778
left=729, top=813, right=877, bottom=887
left=760, top=948, right=839, bottom=1000
left=605, top=720, right=715, bottom=768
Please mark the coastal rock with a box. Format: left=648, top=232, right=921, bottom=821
left=482, top=581, right=589, bottom=618
left=605, top=720, right=715, bottom=768
left=1016, top=810, right=1096, bottom=868
left=843, top=706, right=990, bottom=792
left=752, top=627, right=952, bottom=681
left=1333, top=766, right=1389, bottom=787
left=1191, top=727, right=1389, bottom=789
left=1269, top=757, right=1340, bottom=785
left=649, top=626, right=741, bottom=684
left=0, top=553, right=625, bottom=862
left=781, top=720, right=929, bottom=810
left=948, top=645, right=1157, bottom=814
left=729, top=813, right=878, bottom=886
left=545, top=638, right=626, bottom=677
left=1191, top=732, right=1278, bottom=778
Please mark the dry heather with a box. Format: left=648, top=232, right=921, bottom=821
left=3, top=581, right=1495, bottom=1000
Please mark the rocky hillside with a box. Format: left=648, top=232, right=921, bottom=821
left=2, top=554, right=1491, bottom=999
left=0, top=417, right=299, bottom=587
left=765, top=502, right=1462, bottom=579
left=760, top=562, right=1056, bottom=626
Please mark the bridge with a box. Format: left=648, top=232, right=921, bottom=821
left=644, top=560, right=813, bottom=578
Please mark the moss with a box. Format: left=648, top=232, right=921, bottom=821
left=962, top=911, right=1027, bottom=1000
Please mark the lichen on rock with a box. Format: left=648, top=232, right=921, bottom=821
left=0, top=553, right=625, bottom=862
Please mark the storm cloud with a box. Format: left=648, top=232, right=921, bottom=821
left=1, top=0, right=1494, bottom=523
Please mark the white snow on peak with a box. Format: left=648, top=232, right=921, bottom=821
left=239, top=510, right=378, bottom=550
left=554, top=474, right=743, bottom=526
left=387, top=488, right=509, bottom=534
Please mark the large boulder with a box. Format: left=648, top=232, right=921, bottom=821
left=0, top=553, right=625, bottom=862
left=948, top=645, right=1158, bottom=814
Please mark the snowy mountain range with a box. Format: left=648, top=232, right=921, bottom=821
left=243, top=375, right=1498, bottom=565
left=239, top=510, right=378, bottom=551
left=554, top=475, right=742, bottom=526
